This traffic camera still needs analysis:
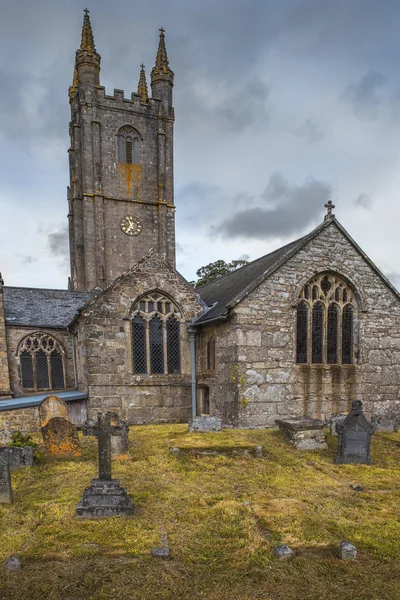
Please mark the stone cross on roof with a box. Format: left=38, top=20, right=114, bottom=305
left=324, top=200, right=335, bottom=218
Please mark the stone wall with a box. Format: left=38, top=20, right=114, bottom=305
left=0, top=406, right=39, bottom=443
left=5, top=327, right=75, bottom=397
left=202, top=221, right=400, bottom=428
left=74, top=251, right=201, bottom=424
left=0, top=278, right=11, bottom=397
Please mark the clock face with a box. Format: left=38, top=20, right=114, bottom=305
left=120, top=215, right=142, bottom=236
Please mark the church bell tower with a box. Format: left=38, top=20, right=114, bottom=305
left=68, top=11, right=176, bottom=291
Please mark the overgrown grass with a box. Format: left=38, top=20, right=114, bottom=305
left=1, top=425, right=400, bottom=599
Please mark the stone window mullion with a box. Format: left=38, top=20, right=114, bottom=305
left=145, top=319, right=151, bottom=374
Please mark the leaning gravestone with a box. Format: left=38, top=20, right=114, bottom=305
left=76, top=412, right=133, bottom=517
left=39, top=395, right=69, bottom=429
left=0, top=454, right=13, bottom=503
left=41, top=417, right=81, bottom=457
left=335, top=400, right=375, bottom=465
left=0, top=446, right=34, bottom=469
left=109, top=412, right=130, bottom=458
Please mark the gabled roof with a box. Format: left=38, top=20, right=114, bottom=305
left=3, top=287, right=95, bottom=329
left=70, top=247, right=199, bottom=323
left=194, top=216, right=400, bottom=325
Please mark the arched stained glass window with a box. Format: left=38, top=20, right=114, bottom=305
left=131, top=293, right=181, bottom=375
left=342, top=304, right=354, bottom=364
left=167, top=316, right=180, bottom=374
left=149, top=316, right=164, bottom=374
left=296, top=301, right=308, bottom=364
left=312, top=302, right=324, bottom=364
left=51, top=351, right=65, bottom=389
left=18, top=333, right=66, bottom=391
left=118, top=126, right=140, bottom=164
left=327, top=304, right=339, bottom=364
left=20, top=350, right=34, bottom=389
left=132, top=315, right=147, bottom=374
left=296, top=273, right=357, bottom=365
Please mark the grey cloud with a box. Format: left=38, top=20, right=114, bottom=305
left=48, top=224, right=69, bottom=258
left=343, top=71, right=386, bottom=119
left=15, top=254, right=38, bottom=265
left=355, top=194, right=373, bottom=209
left=295, top=119, right=326, bottom=143
left=385, top=272, right=400, bottom=291
left=178, top=77, right=271, bottom=133
left=212, top=172, right=331, bottom=240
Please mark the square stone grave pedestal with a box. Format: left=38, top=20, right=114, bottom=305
left=275, top=418, right=327, bottom=450
left=76, top=478, right=133, bottom=517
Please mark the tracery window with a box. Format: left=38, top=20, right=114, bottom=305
left=131, top=293, right=181, bottom=375
left=118, top=126, right=140, bottom=164
left=18, top=333, right=66, bottom=391
left=296, top=273, right=356, bottom=365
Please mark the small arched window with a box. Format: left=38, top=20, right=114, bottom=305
left=296, top=273, right=357, bottom=365
left=18, top=333, right=66, bottom=391
left=131, top=294, right=182, bottom=375
left=118, top=126, right=140, bottom=164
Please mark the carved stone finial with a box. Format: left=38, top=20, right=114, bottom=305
left=151, top=27, right=174, bottom=86
left=137, top=64, right=149, bottom=103
left=324, top=200, right=335, bottom=219
left=80, top=7, right=96, bottom=52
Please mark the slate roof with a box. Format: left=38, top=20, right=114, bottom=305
left=3, top=287, right=95, bottom=328
left=195, top=236, right=306, bottom=324
left=194, top=217, right=400, bottom=325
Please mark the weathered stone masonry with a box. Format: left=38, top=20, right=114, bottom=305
left=199, top=221, right=400, bottom=428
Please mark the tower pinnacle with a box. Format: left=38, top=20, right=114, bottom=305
left=151, top=27, right=174, bottom=89
left=81, top=8, right=96, bottom=53
left=137, top=64, right=149, bottom=103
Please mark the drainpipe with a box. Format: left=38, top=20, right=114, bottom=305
left=67, top=327, right=78, bottom=389
left=188, top=326, right=197, bottom=418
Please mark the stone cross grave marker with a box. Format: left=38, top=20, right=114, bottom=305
left=335, top=400, right=375, bottom=465
left=76, top=412, right=133, bottom=517
left=0, top=453, right=13, bottom=504
left=41, top=417, right=81, bottom=457
left=39, top=395, right=69, bottom=429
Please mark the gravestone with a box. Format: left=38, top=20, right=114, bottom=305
left=109, top=412, right=130, bottom=458
left=76, top=412, right=133, bottom=517
left=335, top=400, right=375, bottom=465
left=41, top=417, right=81, bottom=457
left=188, top=416, right=222, bottom=432
left=0, top=454, right=13, bottom=503
left=39, top=395, right=69, bottom=428
left=0, top=446, right=34, bottom=468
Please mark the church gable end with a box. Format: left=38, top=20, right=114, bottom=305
left=74, top=250, right=201, bottom=424
left=198, top=219, right=400, bottom=428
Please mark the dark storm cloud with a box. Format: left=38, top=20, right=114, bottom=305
left=355, top=194, right=373, bottom=209
left=294, top=119, right=326, bottom=144
left=212, top=172, right=331, bottom=240
left=48, top=224, right=68, bottom=258
left=343, top=72, right=386, bottom=119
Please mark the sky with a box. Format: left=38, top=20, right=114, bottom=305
left=1, top=0, right=400, bottom=289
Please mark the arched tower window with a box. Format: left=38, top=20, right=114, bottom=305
left=296, top=273, right=357, bottom=365
left=17, top=333, right=66, bottom=391
left=131, top=293, right=182, bottom=375
left=118, top=126, right=140, bottom=164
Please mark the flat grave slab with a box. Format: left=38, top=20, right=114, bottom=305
left=275, top=418, right=328, bottom=450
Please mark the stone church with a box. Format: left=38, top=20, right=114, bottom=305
left=1, top=11, right=400, bottom=434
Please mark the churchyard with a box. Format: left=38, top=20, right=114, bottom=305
left=1, top=419, right=400, bottom=599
